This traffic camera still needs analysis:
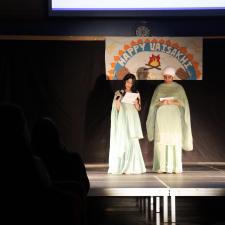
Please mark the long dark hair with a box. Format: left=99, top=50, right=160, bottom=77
left=122, top=73, right=138, bottom=93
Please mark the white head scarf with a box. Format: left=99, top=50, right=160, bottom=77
left=162, top=66, right=176, bottom=77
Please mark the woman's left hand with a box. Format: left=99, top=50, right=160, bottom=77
left=134, top=98, right=141, bottom=111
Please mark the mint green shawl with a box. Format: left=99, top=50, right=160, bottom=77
left=146, top=82, right=193, bottom=151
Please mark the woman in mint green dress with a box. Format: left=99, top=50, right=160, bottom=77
left=108, top=74, right=146, bottom=174
left=146, top=67, right=193, bottom=174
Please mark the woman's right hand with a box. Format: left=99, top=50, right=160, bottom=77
left=115, top=95, right=121, bottom=101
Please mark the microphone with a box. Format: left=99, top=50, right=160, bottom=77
left=116, top=90, right=125, bottom=100
left=119, top=90, right=125, bottom=96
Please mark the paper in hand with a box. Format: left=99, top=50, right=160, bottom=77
left=159, top=97, right=174, bottom=101
left=121, top=92, right=139, bottom=104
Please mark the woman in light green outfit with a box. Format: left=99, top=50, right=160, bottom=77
left=146, top=67, right=193, bottom=174
left=108, top=74, right=146, bottom=174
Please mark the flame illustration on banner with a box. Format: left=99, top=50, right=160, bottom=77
left=145, top=54, right=161, bottom=70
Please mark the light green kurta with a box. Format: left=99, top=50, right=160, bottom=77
left=108, top=91, right=146, bottom=174
left=146, top=82, right=193, bottom=173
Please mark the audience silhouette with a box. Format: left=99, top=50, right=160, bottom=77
left=0, top=103, right=87, bottom=225
left=31, top=117, right=90, bottom=194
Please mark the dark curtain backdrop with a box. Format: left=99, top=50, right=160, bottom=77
left=0, top=39, right=225, bottom=163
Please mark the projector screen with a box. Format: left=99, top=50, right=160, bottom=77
left=49, top=0, right=225, bottom=17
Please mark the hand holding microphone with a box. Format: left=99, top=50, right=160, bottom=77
left=115, top=90, right=124, bottom=101
left=116, top=95, right=121, bottom=100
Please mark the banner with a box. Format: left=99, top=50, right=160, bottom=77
left=105, top=37, right=202, bottom=80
